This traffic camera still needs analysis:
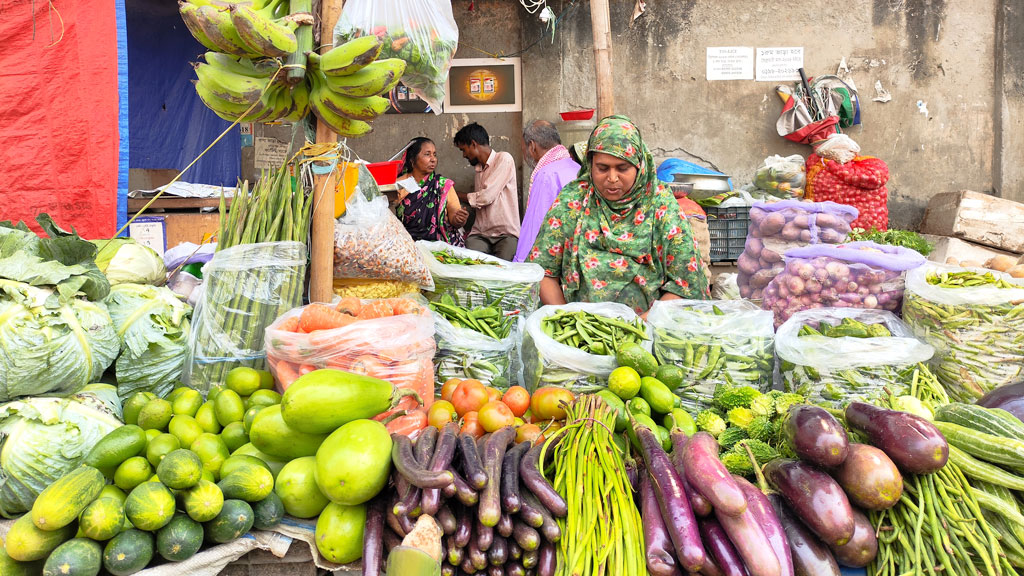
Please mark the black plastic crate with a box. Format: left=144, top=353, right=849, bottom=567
left=706, top=205, right=750, bottom=262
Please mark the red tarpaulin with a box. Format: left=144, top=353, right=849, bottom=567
left=0, top=1, right=120, bottom=238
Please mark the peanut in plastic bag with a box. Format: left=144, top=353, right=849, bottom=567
left=334, top=194, right=434, bottom=289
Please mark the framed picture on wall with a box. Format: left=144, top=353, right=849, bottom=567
left=443, top=57, right=522, bottom=113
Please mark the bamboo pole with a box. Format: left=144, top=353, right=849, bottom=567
left=309, top=0, right=344, bottom=304
left=590, top=0, right=615, bottom=119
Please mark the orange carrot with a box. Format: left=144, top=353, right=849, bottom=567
left=277, top=316, right=301, bottom=333
left=300, top=304, right=357, bottom=333
left=358, top=300, right=395, bottom=320
left=299, top=364, right=317, bottom=376
left=335, top=297, right=363, bottom=317
left=272, top=360, right=301, bottom=392
left=391, top=298, right=424, bottom=316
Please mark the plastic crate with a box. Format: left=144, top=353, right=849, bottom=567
left=706, top=205, right=750, bottom=262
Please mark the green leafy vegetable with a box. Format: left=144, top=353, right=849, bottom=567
left=847, top=228, right=933, bottom=256
left=92, top=238, right=167, bottom=286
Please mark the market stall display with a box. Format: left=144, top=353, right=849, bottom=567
left=762, top=241, right=926, bottom=327
left=430, top=296, right=518, bottom=391
left=902, top=265, right=1024, bottom=402
left=418, top=241, right=545, bottom=316
left=736, top=200, right=857, bottom=300
left=648, top=299, right=775, bottom=411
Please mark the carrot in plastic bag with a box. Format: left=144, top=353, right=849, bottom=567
left=300, top=303, right=358, bottom=333
left=272, top=360, right=301, bottom=392
left=335, top=297, right=363, bottom=317
left=278, top=316, right=301, bottom=333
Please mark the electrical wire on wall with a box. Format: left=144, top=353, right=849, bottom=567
left=462, top=1, right=578, bottom=59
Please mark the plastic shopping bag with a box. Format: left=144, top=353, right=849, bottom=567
left=902, top=264, right=1024, bottom=402
left=521, top=303, right=652, bottom=394
left=753, top=154, right=806, bottom=199
left=776, top=308, right=935, bottom=407
left=649, top=300, right=775, bottom=411
left=264, top=296, right=436, bottom=415
left=737, top=200, right=857, bottom=301
left=763, top=241, right=926, bottom=327
left=334, top=194, right=434, bottom=289
left=433, top=314, right=517, bottom=394
left=417, top=241, right=544, bottom=315
left=334, top=0, right=458, bottom=113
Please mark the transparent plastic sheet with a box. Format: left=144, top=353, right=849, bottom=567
left=648, top=299, right=775, bottom=411
left=902, top=263, right=1024, bottom=402
left=334, top=195, right=434, bottom=289
left=711, top=273, right=740, bottom=300
left=417, top=241, right=544, bottom=315
left=183, top=242, right=307, bottom=394
left=753, top=154, right=806, bottom=199
left=433, top=313, right=517, bottom=394
left=333, top=0, right=459, bottom=113
left=264, top=296, right=435, bottom=415
left=776, top=308, right=935, bottom=407
left=521, top=303, right=652, bottom=394
left=737, top=200, right=857, bottom=300
left=763, top=241, right=926, bottom=328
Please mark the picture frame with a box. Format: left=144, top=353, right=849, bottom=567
left=443, top=57, right=522, bottom=113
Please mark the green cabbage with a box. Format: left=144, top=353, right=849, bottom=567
left=0, top=281, right=119, bottom=401
left=105, top=283, right=191, bottom=400
left=0, top=386, right=122, bottom=517
left=92, top=238, right=167, bottom=286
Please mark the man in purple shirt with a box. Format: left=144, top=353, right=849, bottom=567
left=514, top=120, right=581, bottom=262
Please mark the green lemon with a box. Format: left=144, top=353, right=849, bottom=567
left=608, top=366, right=642, bottom=400
left=664, top=408, right=697, bottom=437
left=123, top=392, right=157, bottom=426
left=257, top=370, right=275, bottom=390
left=226, top=367, right=263, bottom=397
left=195, top=401, right=222, bottom=434
left=146, top=433, right=181, bottom=467
left=627, top=396, right=651, bottom=417
left=114, top=457, right=154, bottom=491
left=244, top=390, right=282, bottom=410
left=243, top=407, right=262, bottom=435
left=138, top=399, right=174, bottom=431
left=214, top=390, right=245, bottom=426
left=169, top=415, right=205, bottom=449
left=220, top=422, right=250, bottom=453
left=655, top=364, right=685, bottom=389
left=172, top=389, right=204, bottom=417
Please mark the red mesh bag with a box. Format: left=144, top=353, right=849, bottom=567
left=806, top=153, right=890, bottom=231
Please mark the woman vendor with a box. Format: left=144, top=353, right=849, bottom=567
left=395, top=137, right=469, bottom=246
left=527, top=115, right=710, bottom=314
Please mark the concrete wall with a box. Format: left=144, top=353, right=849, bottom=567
left=345, top=0, right=1022, bottom=230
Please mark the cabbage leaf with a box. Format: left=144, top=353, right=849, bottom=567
left=105, top=283, right=191, bottom=399
left=92, top=238, right=167, bottom=286
left=0, top=387, right=122, bottom=517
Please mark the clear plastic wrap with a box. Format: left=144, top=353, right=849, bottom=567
left=902, top=263, right=1024, bottom=402
left=763, top=241, right=926, bottom=327
left=649, top=300, right=775, bottom=411
left=334, top=194, right=434, bottom=289
left=737, top=200, right=858, bottom=300
left=433, top=314, right=516, bottom=394
left=333, top=0, right=458, bottom=113
left=265, top=296, right=435, bottom=415
left=776, top=308, right=935, bottom=407
left=753, top=154, right=806, bottom=199
left=418, top=241, right=544, bottom=315
left=521, top=303, right=652, bottom=394
left=184, top=242, right=307, bottom=394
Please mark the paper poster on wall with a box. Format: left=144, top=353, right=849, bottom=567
left=706, top=47, right=754, bottom=81
left=254, top=136, right=289, bottom=170
left=756, top=47, right=804, bottom=81
left=444, top=58, right=522, bottom=113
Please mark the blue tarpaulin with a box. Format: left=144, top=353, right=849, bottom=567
left=126, top=0, right=240, bottom=187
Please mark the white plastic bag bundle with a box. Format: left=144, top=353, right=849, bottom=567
left=434, top=314, right=517, bottom=393
left=418, top=241, right=544, bottom=315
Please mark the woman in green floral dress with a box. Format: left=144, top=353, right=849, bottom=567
left=527, top=115, right=710, bottom=315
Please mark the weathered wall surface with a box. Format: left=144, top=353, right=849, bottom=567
left=521, top=0, right=1019, bottom=227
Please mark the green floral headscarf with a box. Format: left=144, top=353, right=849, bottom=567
left=528, top=115, right=709, bottom=312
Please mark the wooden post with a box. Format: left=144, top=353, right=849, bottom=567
left=309, top=0, right=344, bottom=304
left=590, top=0, right=615, bottom=119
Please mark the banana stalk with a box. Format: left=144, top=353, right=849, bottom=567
left=285, top=0, right=313, bottom=86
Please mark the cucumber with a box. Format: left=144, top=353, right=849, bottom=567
left=217, top=467, right=274, bottom=502
left=79, top=498, right=125, bottom=541
left=252, top=492, right=285, bottom=530
left=84, top=426, right=148, bottom=472
left=102, top=530, right=154, bottom=576
left=947, top=445, right=1024, bottom=490
left=934, top=403, right=1024, bottom=442
left=5, top=513, right=77, bottom=562
left=934, top=421, right=1024, bottom=467
left=0, top=545, right=43, bottom=576
left=156, top=514, right=203, bottom=562
left=203, top=499, right=253, bottom=543
left=219, top=455, right=271, bottom=479
left=32, top=466, right=106, bottom=531
left=42, top=538, right=102, bottom=576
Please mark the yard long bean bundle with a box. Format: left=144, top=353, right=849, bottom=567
left=541, top=395, right=646, bottom=576
left=902, top=266, right=1024, bottom=402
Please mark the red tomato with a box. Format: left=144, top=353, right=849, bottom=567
left=485, top=387, right=501, bottom=404
left=478, top=401, right=515, bottom=433
left=427, top=400, right=457, bottom=429
left=460, top=411, right=485, bottom=438
left=501, top=386, right=531, bottom=417
left=451, top=380, right=488, bottom=417
left=530, top=387, right=574, bottom=420
left=440, top=379, right=462, bottom=402
left=515, top=423, right=544, bottom=444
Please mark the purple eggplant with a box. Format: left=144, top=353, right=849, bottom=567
left=641, top=473, right=685, bottom=576
left=770, top=494, right=840, bottom=576
left=732, top=476, right=794, bottom=576
left=446, top=536, right=463, bottom=567
left=501, top=441, right=530, bottom=514
left=537, top=541, right=556, bottom=576
left=520, top=442, right=568, bottom=518
left=713, top=502, right=781, bottom=576
left=392, top=433, right=454, bottom=489
left=497, top=513, right=513, bottom=538
left=670, top=430, right=714, bottom=517
left=454, top=506, right=473, bottom=549
left=682, top=432, right=747, bottom=517
left=829, top=508, right=878, bottom=568
left=833, top=444, right=903, bottom=511
left=475, top=517, right=494, bottom=551
left=701, top=555, right=726, bottom=576
left=978, top=381, right=1024, bottom=422
left=448, top=468, right=479, bottom=507
left=362, top=497, right=386, bottom=576
left=421, top=423, right=458, bottom=515
left=764, top=459, right=855, bottom=547
left=782, top=405, right=849, bottom=468
left=488, top=535, right=508, bottom=566
left=633, top=420, right=707, bottom=573
left=479, top=427, right=516, bottom=527
left=460, top=432, right=489, bottom=490
left=844, top=402, right=948, bottom=474
left=699, top=517, right=748, bottom=576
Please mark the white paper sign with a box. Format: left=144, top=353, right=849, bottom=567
left=254, top=136, right=289, bottom=170
left=756, top=47, right=804, bottom=81
left=706, top=47, right=754, bottom=81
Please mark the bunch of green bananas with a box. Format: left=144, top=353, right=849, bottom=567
left=180, top=0, right=405, bottom=137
